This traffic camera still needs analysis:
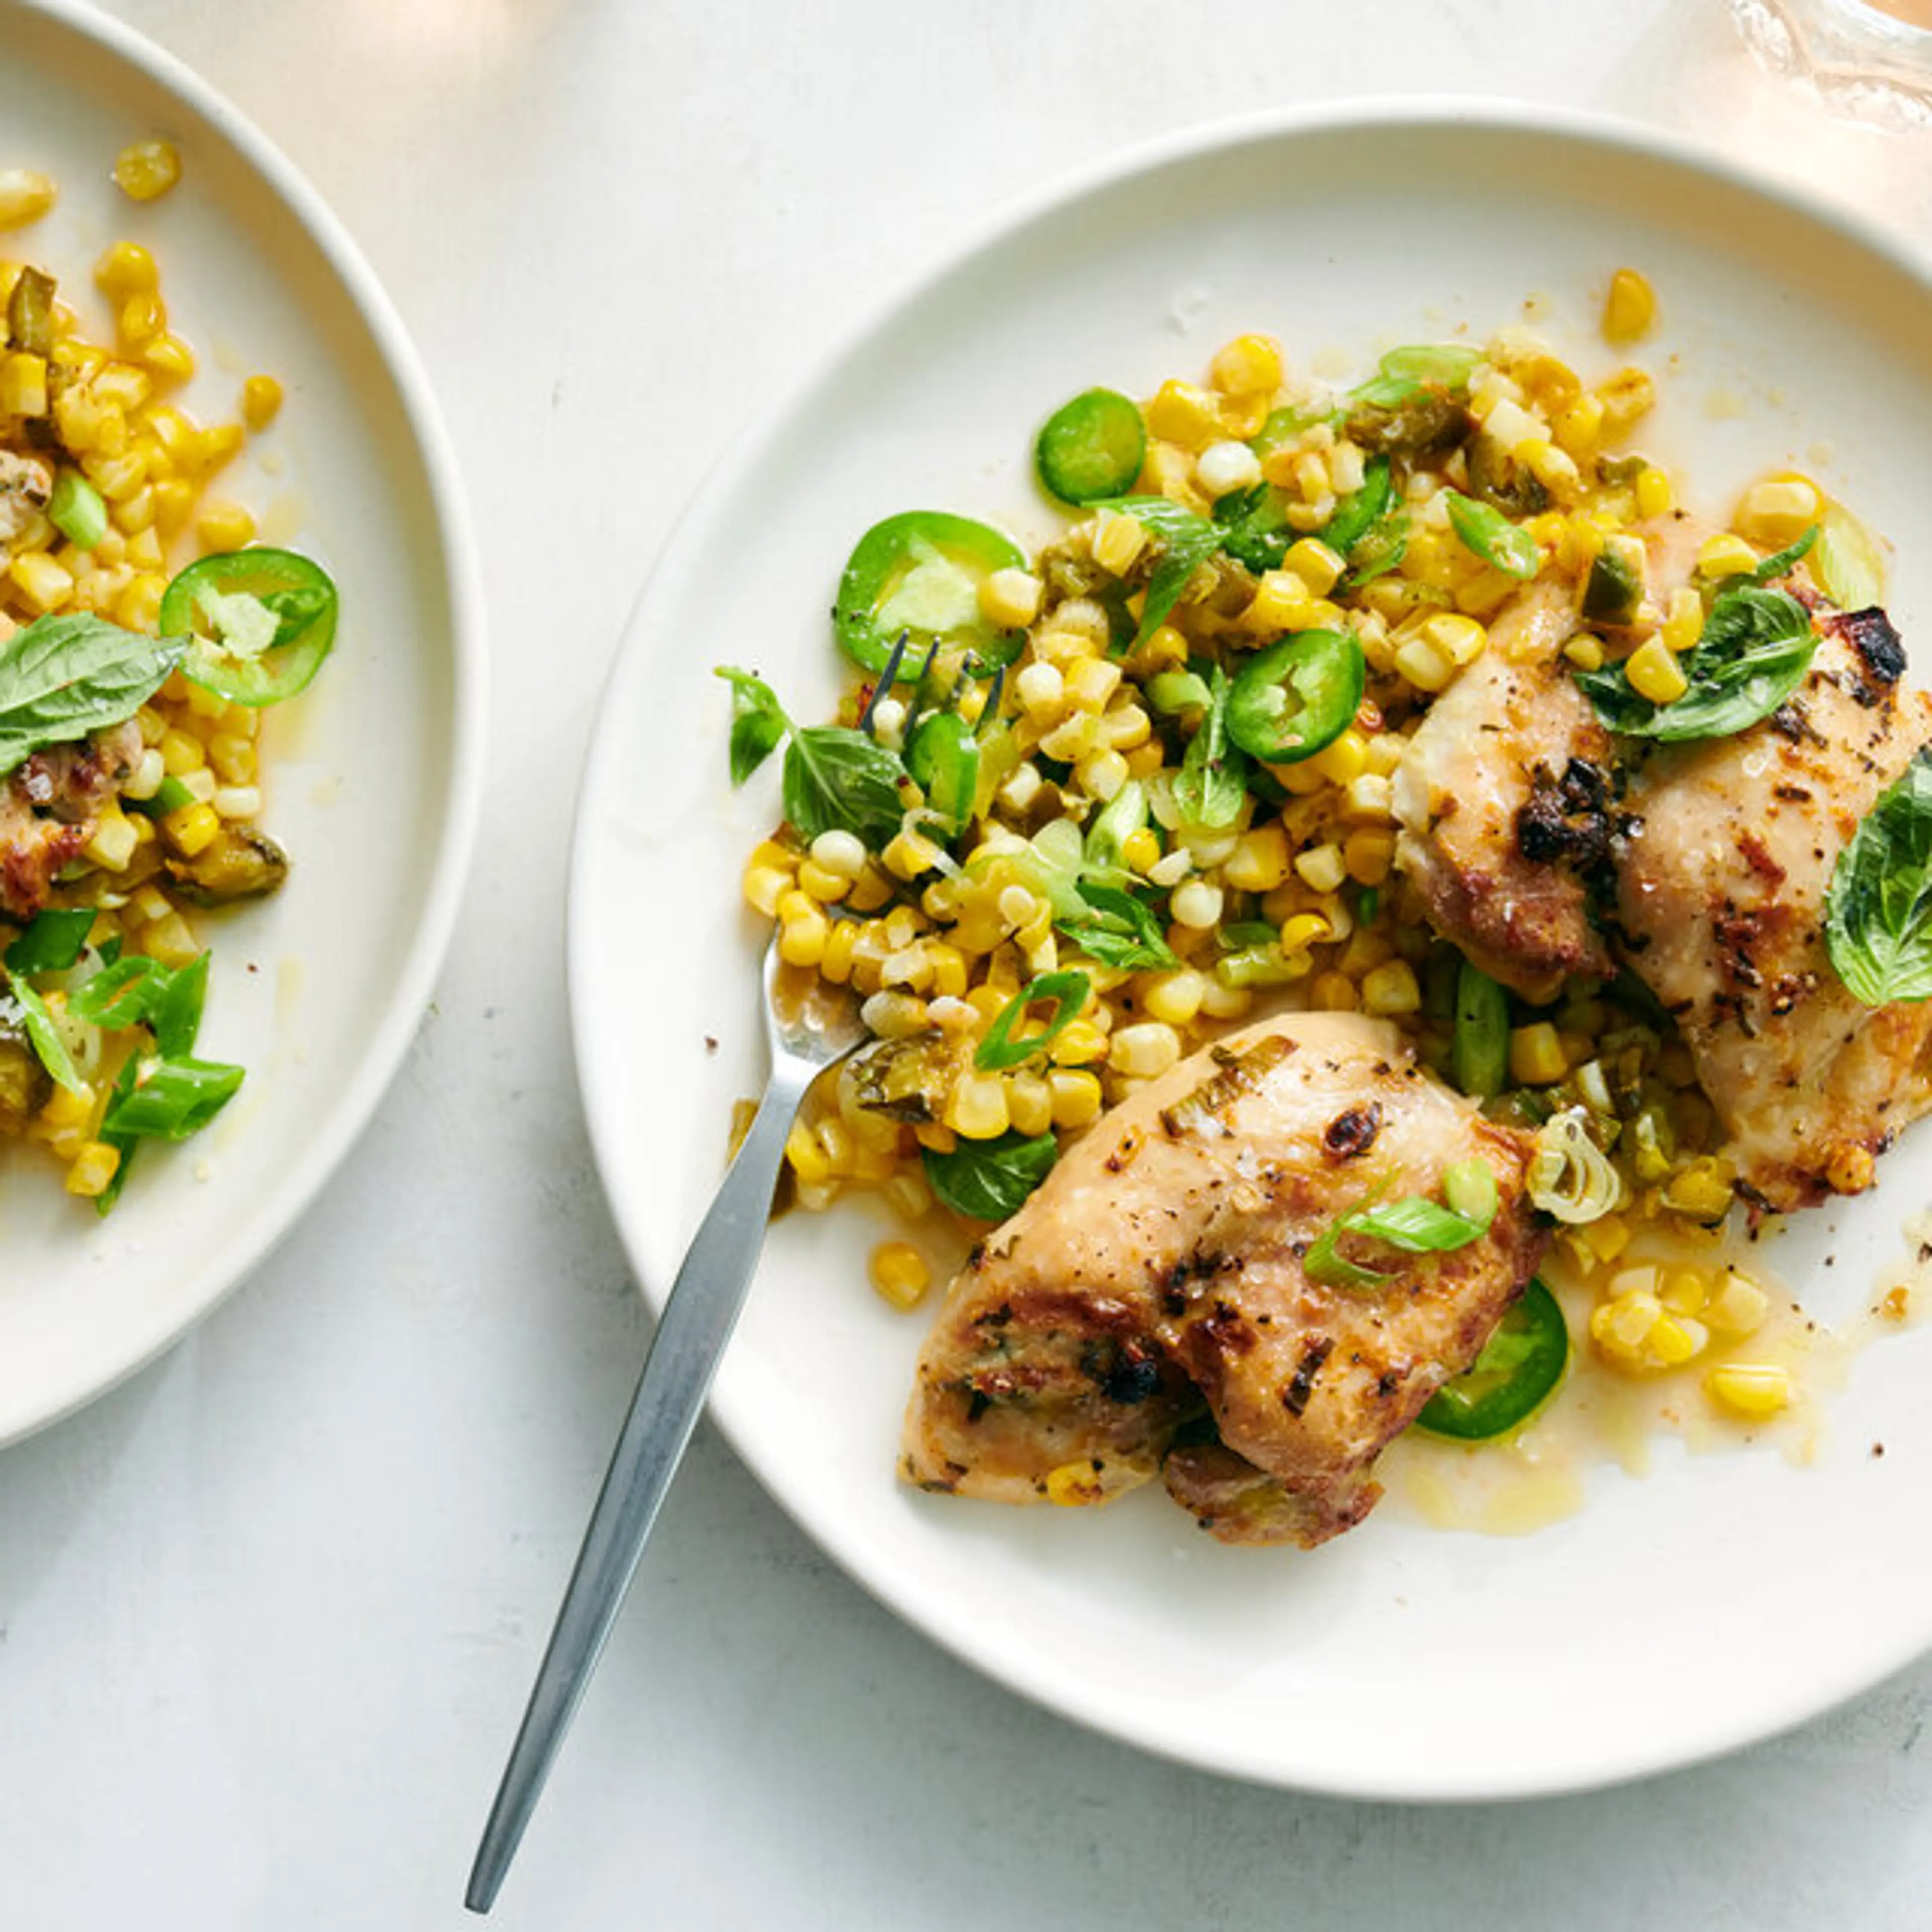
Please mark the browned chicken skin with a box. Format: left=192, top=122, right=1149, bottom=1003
left=902, top=1013, right=1548, bottom=1546
left=0, top=718, right=142, bottom=922
left=1392, top=582, right=1617, bottom=1000
left=1616, top=608, right=1932, bottom=1211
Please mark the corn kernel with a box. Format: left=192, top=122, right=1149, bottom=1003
left=1109, top=1021, right=1182, bottom=1079
left=1704, top=1362, right=1790, bottom=1421
left=1706, top=1271, right=1770, bottom=1338
left=1423, top=610, right=1488, bottom=668
left=241, top=374, right=285, bottom=433
left=1341, top=773, right=1394, bottom=823
left=1601, top=268, right=1656, bottom=345
left=1209, top=333, right=1282, bottom=396
left=882, top=829, right=940, bottom=880
left=1311, top=971, right=1357, bottom=1012
left=113, top=139, right=182, bottom=203
left=1393, top=634, right=1455, bottom=694
left=1510, top=1022, right=1568, bottom=1086
left=1737, top=476, right=1822, bottom=549
left=1044, top=1461, right=1106, bottom=1506
left=1626, top=635, right=1689, bottom=706
left=1119, top=826, right=1161, bottom=874
left=1634, top=465, right=1674, bottom=520
left=1048, top=1068, right=1103, bottom=1128
left=1308, top=729, right=1368, bottom=788
left=778, top=911, right=828, bottom=969
left=143, top=334, right=197, bottom=382
left=0, top=351, right=48, bottom=417
left=869, top=1241, right=931, bottom=1311
left=0, top=170, right=57, bottom=230
left=1282, top=538, right=1344, bottom=598
left=8, top=551, right=73, bottom=612
left=1596, top=365, right=1656, bottom=429
left=139, top=911, right=199, bottom=969
left=946, top=1071, right=1010, bottom=1141
left=1007, top=1070, right=1054, bottom=1138
left=1145, top=379, right=1224, bottom=451
left=82, top=810, right=138, bottom=871
left=1826, top=1143, right=1876, bottom=1195
left=94, top=242, right=158, bottom=300
left=1563, top=635, right=1604, bottom=673
left=195, top=499, right=256, bottom=551
left=1240, top=569, right=1320, bottom=637
left=1141, top=968, right=1206, bottom=1028
left=1295, top=842, right=1347, bottom=894
left=64, top=1142, right=122, bottom=1199
left=1222, top=824, right=1291, bottom=893
left=785, top=1119, right=832, bottom=1186
left=1697, top=532, right=1759, bottom=580
left=1359, top=959, right=1420, bottom=1017
left=1661, top=586, right=1704, bottom=657
left=1343, top=827, right=1395, bottom=887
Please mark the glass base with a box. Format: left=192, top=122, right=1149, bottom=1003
left=1733, top=0, right=1932, bottom=128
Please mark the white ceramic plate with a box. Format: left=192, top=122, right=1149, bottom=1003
left=0, top=1, right=484, bottom=1443
left=571, top=102, right=1932, bottom=1798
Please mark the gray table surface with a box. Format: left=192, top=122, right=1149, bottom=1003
left=7, top=1, right=1932, bottom=1925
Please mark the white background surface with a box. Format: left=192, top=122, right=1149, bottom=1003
left=6, top=3, right=1932, bottom=1927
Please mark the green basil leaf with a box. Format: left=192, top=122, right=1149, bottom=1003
left=1055, top=881, right=1180, bottom=971
left=6, top=973, right=82, bottom=1094
left=1443, top=490, right=1540, bottom=580
left=1825, top=748, right=1932, bottom=1006
left=782, top=725, right=908, bottom=848
left=1577, top=582, right=1817, bottom=741
left=1098, top=497, right=1225, bottom=652
left=0, top=612, right=184, bottom=779
left=101, top=1054, right=245, bottom=1142
left=1172, top=665, right=1249, bottom=831
left=715, top=665, right=791, bottom=786
left=5, top=906, right=96, bottom=975
left=921, top=1128, right=1058, bottom=1221
left=975, top=971, right=1091, bottom=1072
left=1212, top=483, right=1293, bottom=575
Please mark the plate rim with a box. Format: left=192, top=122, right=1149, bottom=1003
left=0, top=0, right=489, bottom=1445
left=567, top=95, right=1932, bottom=1799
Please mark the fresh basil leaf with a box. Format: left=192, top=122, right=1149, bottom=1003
left=1098, top=497, right=1224, bottom=652
left=1577, top=582, right=1817, bottom=742
left=101, top=1055, right=245, bottom=1141
left=1212, top=483, right=1293, bottom=575
left=1172, top=665, right=1248, bottom=831
left=1826, top=748, right=1932, bottom=1006
left=715, top=665, right=791, bottom=786
left=5, top=906, right=96, bottom=975
left=921, top=1128, right=1058, bottom=1221
left=5, top=973, right=82, bottom=1094
left=0, top=613, right=184, bottom=779
left=1055, top=881, right=1180, bottom=970
left=1444, top=490, right=1539, bottom=580
left=1305, top=1164, right=1498, bottom=1290
left=975, top=971, right=1091, bottom=1072
left=782, top=725, right=908, bottom=848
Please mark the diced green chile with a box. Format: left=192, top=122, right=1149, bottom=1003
left=1035, top=388, right=1146, bottom=505
left=833, top=512, right=1027, bottom=676
left=1444, top=491, right=1539, bottom=580
left=1452, top=958, right=1510, bottom=1100
left=1318, top=453, right=1394, bottom=559
left=1225, top=628, right=1363, bottom=764
left=6, top=267, right=53, bottom=358
left=160, top=547, right=340, bottom=706
left=1416, top=1278, right=1568, bottom=1440
left=48, top=469, right=108, bottom=550
left=905, top=708, right=979, bottom=837
left=1580, top=543, right=1644, bottom=625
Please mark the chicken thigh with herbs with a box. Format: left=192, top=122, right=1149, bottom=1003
left=1616, top=605, right=1932, bottom=1211
left=901, top=1012, right=1548, bottom=1547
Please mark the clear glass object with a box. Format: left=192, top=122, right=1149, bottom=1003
left=1732, top=0, right=1932, bottom=127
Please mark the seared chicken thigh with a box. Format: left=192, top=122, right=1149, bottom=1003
left=1393, top=582, right=1616, bottom=1000
left=902, top=1013, right=1547, bottom=1547
left=1617, top=608, right=1932, bottom=1211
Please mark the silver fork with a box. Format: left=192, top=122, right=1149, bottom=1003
left=465, top=936, right=868, bottom=1913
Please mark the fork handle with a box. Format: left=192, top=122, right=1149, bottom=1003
left=465, top=1063, right=810, bottom=1913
